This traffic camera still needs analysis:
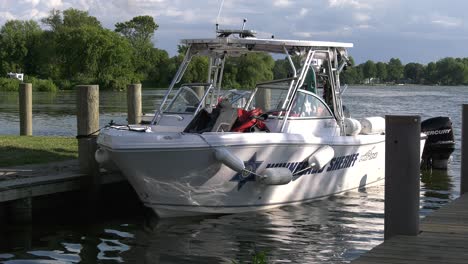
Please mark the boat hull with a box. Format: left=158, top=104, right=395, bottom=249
left=101, top=132, right=390, bottom=218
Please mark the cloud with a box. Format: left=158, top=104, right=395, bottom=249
left=45, top=0, right=63, bottom=8
left=299, top=8, right=308, bottom=17
left=431, top=16, right=462, bottom=28
left=273, top=0, right=293, bottom=7
left=0, top=12, right=16, bottom=21
left=293, top=26, right=353, bottom=38
left=0, top=0, right=467, bottom=63
left=353, top=13, right=370, bottom=22
left=328, top=0, right=371, bottom=9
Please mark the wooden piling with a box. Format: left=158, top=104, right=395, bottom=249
left=19, top=83, right=32, bottom=136
left=255, top=88, right=271, bottom=111
left=462, top=104, right=468, bottom=195
left=8, top=197, right=32, bottom=223
left=76, top=85, right=99, bottom=175
left=127, top=84, right=142, bottom=124
left=384, top=115, right=421, bottom=240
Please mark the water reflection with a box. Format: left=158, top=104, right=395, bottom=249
left=420, top=169, right=454, bottom=217
left=0, top=176, right=456, bottom=263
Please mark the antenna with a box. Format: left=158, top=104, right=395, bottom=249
left=241, top=18, right=247, bottom=30
left=216, top=0, right=225, bottom=25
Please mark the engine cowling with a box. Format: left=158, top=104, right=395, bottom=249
left=421, top=116, right=455, bottom=169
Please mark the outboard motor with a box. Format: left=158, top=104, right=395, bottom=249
left=421, top=116, right=455, bottom=170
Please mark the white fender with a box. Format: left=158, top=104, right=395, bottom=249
left=95, top=148, right=119, bottom=171
left=214, top=148, right=245, bottom=172
left=344, top=118, right=362, bottom=136
left=257, top=167, right=292, bottom=185
left=308, top=145, right=335, bottom=170
left=360, top=116, right=385, bottom=135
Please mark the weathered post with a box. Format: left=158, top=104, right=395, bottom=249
left=255, top=88, right=271, bottom=111
left=127, top=84, right=142, bottom=124
left=461, top=105, right=468, bottom=195
left=8, top=198, right=33, bottom=223
left=19, top=83, right=32, bottom=136
left=385, top=115, right=421, bottom=240
left=76, top=85, right=100, bottom=193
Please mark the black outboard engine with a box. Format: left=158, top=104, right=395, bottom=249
left=421, top=116, right=455, bottom=169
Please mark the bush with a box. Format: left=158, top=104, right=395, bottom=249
left=35, top=79, right=57, bottom=92
left=55, top=79, right=73, bottom=90
left=24, top=76, right=58, bottom=92
left=98, top=74, right=140, bottom=91
left=0, top=77, right=21, bottom=91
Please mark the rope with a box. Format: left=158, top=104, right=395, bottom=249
left=76, top=120, right=147, bottom=139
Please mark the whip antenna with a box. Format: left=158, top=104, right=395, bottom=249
left=216, top=0, right=225, bottom=26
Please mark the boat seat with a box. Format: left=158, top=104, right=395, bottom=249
left=211, top=99, right=238, bottom=132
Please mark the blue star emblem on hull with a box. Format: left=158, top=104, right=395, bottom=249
left=230, top=153, right=263, bottom=191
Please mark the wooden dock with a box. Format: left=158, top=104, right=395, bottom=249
left=353, top=194, right=468, bottom=264
left=0, top=159, right=124, bottom=203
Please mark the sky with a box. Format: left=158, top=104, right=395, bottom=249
left=0, top=0, right=467, bottom=64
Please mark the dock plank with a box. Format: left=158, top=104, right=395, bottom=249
left=352, top=193, right=468, bottom=264
left=0, top=160, right=125, bottom=202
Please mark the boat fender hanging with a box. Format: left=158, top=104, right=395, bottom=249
left=308, top=145, right=335, bottom=170
left=344, top=118, right=361, bottom=136
left=95, top=148, right=119, bottom=171
left=360, top=116, right=385, bottom=135
left=256, top=167, right=292, bottom=185
left=214, top=148, right=245, bottom=173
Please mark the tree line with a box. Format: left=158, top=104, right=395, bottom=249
left=1, top=8, right=467, bottom=91
left=341, top=57, right=468, bottom=85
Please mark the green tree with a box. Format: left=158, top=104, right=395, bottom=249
left=386, top=58, right=403, bottom=83
left=424, top=62, right=437, bottom=84
left=115, top=16, right=158, bottom=48
left=341, top=66, right=362, bottom=84
left=115, top=16, right=159, bottom=79
left=41, top=8, right=101, bottom=31
left=273, top=58, right=290, bottom=79
left=436, top=57, right=465, bottom=85
left=62, top=9, right=102, bottom=28
left=181, top=56, right=209, bottom=84
left=236, top=53, right=274, bottom=88
left=375, top=62, right=387, bottom=83
left=41, top=9, right=62, bottom=31
left=146, top=48, right=171, bottom=86
left=0, top=20, right=42, bottom=74
left=55, top=26, right=135, bottom=89
left=362, top=60, right=376, bottom=83
left=404, top=62, right=424, bottom=84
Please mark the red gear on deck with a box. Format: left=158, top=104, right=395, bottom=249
left=232, top=108, right=267, bottom=132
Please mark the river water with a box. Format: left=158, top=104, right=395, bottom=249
left=0, top=85, right=465, bottom=263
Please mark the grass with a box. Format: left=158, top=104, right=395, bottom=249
left=0, top=135, right=78, bottom=167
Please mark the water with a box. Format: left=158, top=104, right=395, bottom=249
left=0, top=85, right=465, bottom=263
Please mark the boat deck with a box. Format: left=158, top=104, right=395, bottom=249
left=352, top=194, right=468, bottom=264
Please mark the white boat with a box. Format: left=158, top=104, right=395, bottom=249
left=96, top=28, right=425, bottom=218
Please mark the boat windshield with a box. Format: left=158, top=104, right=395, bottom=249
left=246, top=79, right=291, bottom=113
left=221, top=90, right=251, bottom=108
left=245, top=78, right=333, bottom=119
left=164, top=86, right=201, bottom=114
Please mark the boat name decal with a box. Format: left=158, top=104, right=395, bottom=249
left=230, top=150, right=376, bottom=190
left=359, top=146, right=378, bottom=162
left=266, top=161, right=325, bottom=176
left=264, top=153, right=360, bottom=176
left=327, top=153, right=359, bottom=172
